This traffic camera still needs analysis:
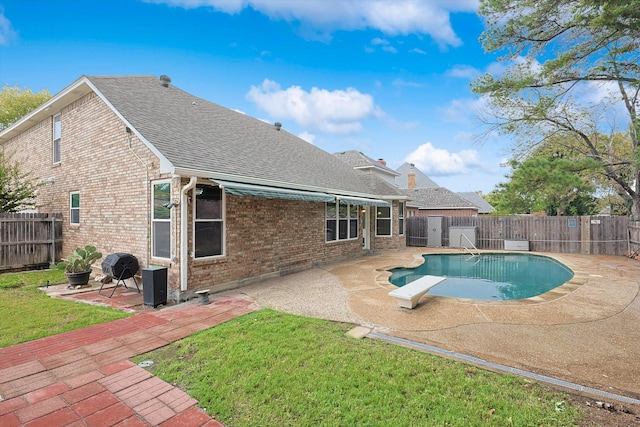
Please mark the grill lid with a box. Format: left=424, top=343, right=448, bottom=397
left=101, top=253, right=139, bottom=279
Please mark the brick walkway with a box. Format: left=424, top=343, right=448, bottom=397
left=0, top=294, right=260, bottom=426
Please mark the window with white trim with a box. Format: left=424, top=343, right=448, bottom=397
left=326, top=202, right=358, bottom=242
left=376, top=205, right=392, bottom=236
left=152, top=181, right=171, bottom=259
left=194, top=184, right=224, bottom=258
left=70, top=192, right=80, bottom=225
left=53, top=114, right=61, bottom=164
left=398, top=202, right=405, bottom=235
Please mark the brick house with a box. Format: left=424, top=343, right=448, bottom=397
left=0, top=75, right=409, bottom=302
left=395, top=162, right=480, bottom=217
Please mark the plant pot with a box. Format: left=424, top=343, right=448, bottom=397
left=66, top=270, right=92, bottom=287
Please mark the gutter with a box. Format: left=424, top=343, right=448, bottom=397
left=180, top=176, right=197, bottom=293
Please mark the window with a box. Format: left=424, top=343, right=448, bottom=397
left=70, top=192, right=80, bottom=225
left=53, top=115, right=61, bottom=164
left=398, top=202, right=405, bottom=235
left=194, top=184, right=224, bottom=258
left=376, top=205, right=391, bottom=236
left=326, top=202, right=358, bottom=242
left=152, top=181, right=171, bottom=259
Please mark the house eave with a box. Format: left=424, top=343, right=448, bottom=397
left=353, top=165, right=401, bottom=177
left=172, top=167, right=398, bottom=201
left=0, top=77, right=93, bottom=144
left=414, top=206, right=479, bottom=210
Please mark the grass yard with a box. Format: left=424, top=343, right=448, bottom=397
left=134, top=309, right=583, bottom=427
left=0, top=269, right=131, bottom=347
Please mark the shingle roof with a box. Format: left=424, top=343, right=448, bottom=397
left=405, top=187, right=478, bottom=209
left=333, top=150, right=399, bottom=176
left=86, top=75, right=388, bottom=197
left=458, top=192, right=495, bottom=214
left=355, top=171, right=408, bottom=198
left=395, top=162, right=439, bottom=189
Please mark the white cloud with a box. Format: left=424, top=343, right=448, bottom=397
left=392, top=78, right=423, bottom=88
left=369, top=37, right=398, bottom=53
left=442, top=96, right=488, bottom=123
left=410, top=48, right=427, bottom=55
left=0, top=9, right=17, bottom=45
left=146, top=0, right=478, bottom=47
left=405, top=142, right=483, bottom=175
left=298, top=131, right=316, bottom=144
left=447, top=64, right=481, bottom=80
left=246, top=79, right=383, bottom=134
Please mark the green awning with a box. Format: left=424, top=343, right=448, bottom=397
left=337, top=196, right=390, bottom=207
left=212, top=180, right=335, bottom=203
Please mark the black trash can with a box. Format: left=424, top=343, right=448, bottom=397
left=142, top=266, right=167, bottom=308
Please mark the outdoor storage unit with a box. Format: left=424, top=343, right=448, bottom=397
left=504, top=239, right=530, bottom=251
left=448, top=226, right=476, bottom=248
left=142, top=266, right=167, bottom=308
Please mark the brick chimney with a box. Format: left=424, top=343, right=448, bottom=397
left=377, top=158, right=387, bottom=167
left=408, top=163, right=416, bottom=189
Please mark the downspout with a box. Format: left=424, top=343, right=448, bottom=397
left=180, top=177, right=197, bottom=293
left=126, top=127, right=150, bottom=267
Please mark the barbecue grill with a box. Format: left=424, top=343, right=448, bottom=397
left=99, top=253, right=140, bottom=297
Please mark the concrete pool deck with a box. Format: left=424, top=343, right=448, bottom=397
left=230, top=248, right=640, bottom=402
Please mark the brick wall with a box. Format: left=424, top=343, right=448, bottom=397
left=4, top=92, right=164, bottom=272
left=370, top=201, right=407, bottom=251
left=177, top=189, right=370, bottom=299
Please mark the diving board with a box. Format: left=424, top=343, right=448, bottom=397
left=388, top=275, right=446, bottom=309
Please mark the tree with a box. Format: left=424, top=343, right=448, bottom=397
left=0, top=151, right=39, bottom=212
left=0, top=85, right=50, bottom=130
left=473, top=0, right=640, bottom=217
left=0, top=85, right=50, bottom=212
left=486, top=154, right=597, bottom=215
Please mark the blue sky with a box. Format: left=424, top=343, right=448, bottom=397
left=0, top=0, right=510, bottom=193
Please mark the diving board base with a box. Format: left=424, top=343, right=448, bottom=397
left=388, top=275, right=446, bottom=309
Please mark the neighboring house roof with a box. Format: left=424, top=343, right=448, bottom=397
left=0, top=75, right=401, bottom=201
left=334, top=150, right=400, bottom=177
left=458, top=192, right=495, bottom=214
left=405, top=187, right=478, bottom=210
left=395, top=162, right=439, bottom=189
left=356, top=171, right=409, bottom=200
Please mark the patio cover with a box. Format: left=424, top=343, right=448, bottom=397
left=337, top=196, right=390, bottom=207
left=211, top=180, right=390, bottom=206
left=212, top=180, right=335, bottom=203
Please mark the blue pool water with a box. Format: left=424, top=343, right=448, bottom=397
left=389, top=253, right=574, bottom=301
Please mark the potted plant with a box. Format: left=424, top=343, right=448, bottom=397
left=57, top=245, right=102, bottom=287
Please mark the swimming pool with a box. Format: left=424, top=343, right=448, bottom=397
left=389, top=253, right=574, bottom=301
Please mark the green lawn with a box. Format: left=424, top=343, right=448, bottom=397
left=0, top=269, right=130, bottom=347
left=134, top=309, right=582, bottom=427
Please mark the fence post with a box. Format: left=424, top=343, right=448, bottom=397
left=51, top=215, right=56, bottom=265
left=580, top=216, right=591, bottom=254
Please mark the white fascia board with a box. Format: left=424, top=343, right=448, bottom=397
left=418, top=206, right=479, bottom=210
left=0, top=77, right=92, bottom=143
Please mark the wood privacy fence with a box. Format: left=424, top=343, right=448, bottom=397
left=0, top=213, right=63, bottom=272
left=629, top=220, right=640, bottom=257
left=407, top=215, right=630, bottom=256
